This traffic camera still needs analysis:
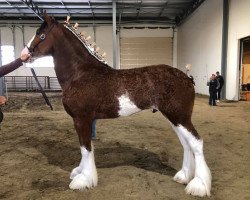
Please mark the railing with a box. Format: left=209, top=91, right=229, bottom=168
left=3, top=76, right=61, bottom=91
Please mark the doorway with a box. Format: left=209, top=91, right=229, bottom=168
left=239, top=37, right=250, bottom=100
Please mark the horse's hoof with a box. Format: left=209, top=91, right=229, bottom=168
left=70, top=166, right=82, bottom=180
left=185, top=177, right=211, bottom=197
left=173, top=169, right=192, bottom=184
left=69, top=174, right=92, bottom=190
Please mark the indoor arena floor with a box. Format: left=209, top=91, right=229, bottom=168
left=0, top=92, right=249, bottom=200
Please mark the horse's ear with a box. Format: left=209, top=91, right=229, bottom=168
left=43, top=10, right=53, bottom=25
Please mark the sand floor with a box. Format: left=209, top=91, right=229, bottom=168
left=0, top=92, right=249, bottom=200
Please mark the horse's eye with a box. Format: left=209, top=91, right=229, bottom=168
left=40, top=34, right=46, bottom=40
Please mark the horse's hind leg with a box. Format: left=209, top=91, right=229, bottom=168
left=169, top=123, right=195, bottom=184
left=169, top=120, right=212, bottom=197
left=69, top=118, right=98, bottom=190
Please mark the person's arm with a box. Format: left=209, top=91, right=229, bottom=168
left=0, top=54, right=31, bottom=77
left=216, top=80, right=220, bottom=89
left=0, top=58, right=23, bottom=77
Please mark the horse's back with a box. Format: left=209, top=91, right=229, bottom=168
left=116, top=64, right=194, bottom=97
left=117, top=64, right=192, bottom=86
left=113, top=64, right=195, bottom=112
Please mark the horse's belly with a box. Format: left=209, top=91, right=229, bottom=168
left=117, top=94, right=141, bottom=117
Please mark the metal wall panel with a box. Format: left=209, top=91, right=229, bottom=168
left=120, top=37, right=173, bottom=69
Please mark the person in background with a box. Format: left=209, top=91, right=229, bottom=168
left=207, top=74, right=220, bottom=106
left=216, top=71, right=224, bottom=102
left=0, top=52, right=31, bottom=123
left=92, top=120, right=98, bottom=139
left=0, top=53, right=31, bottom=77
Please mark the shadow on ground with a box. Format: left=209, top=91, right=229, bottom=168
left=24, top=137, right=176, bottom=177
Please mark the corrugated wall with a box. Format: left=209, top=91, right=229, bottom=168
left=120, top=37, right=172, bottom=69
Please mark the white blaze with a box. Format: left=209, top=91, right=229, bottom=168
left=21, top=35, right=35, bottom=59
left=27, top=35, right=35, bottom=48
left=118, top=93, right=141, bottom=116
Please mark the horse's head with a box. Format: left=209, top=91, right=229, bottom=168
left=21, top=11, right=58, bottom=61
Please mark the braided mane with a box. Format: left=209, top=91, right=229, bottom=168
left=63, top=25, right=108, bottom=65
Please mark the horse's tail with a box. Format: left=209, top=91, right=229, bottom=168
left=189, top=75, right=195, bottom=86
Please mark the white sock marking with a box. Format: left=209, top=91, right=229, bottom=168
left=118, top=93, right=141, bottom=116
left=171, top=123, right=195, bottom=184
left=172, top=124, right=211, bottom=197
left=69, top=145, right=98, bottom=190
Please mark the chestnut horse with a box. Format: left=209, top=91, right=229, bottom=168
left=21, top=12, right=211, bottom=197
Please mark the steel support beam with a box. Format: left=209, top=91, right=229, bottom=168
left=16, top=25, right=25, bottom=47
left=4, top=0, right=25, bottom=16
left=11, top=26, right=16, bottom=58
left=0, top=30, right=2, bottom=67
left=88, top=0, right=95, bottom=20
left=112, top=0, right=117, bottom=69
left=136, top=1, right=142, bottom=19
left=60, top=0, right=70, bottom=16
left=0, top=30, right=3, bottom=97
left=176, top=0, right=206, bottom=26
left=21, top=0, right=44, bottom=21
left=221, top=0, right=229, bottom=99
left=158, top=0, right=169, bottom=17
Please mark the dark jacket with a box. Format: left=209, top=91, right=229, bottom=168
left=216, top=75, right=224, bottom=88
left=0, top=58, right=23, bottom=77
left=208, top=79, right=220, bottom=92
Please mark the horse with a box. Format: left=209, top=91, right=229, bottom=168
left=21, top=12, right=211, bottom=197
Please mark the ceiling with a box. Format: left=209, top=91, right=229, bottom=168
left=0, top=0, right=206, bottom=25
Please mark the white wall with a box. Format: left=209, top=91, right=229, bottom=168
left=227, top=0, right=250, bottom=100
left=96, top=26, right=113, bottom=66
left=1, top=27, right=13, bottom=46
left=177, top=0, right=250, bottom=100
left=177, top=0, right=223, bottom=95
left=15, top=27, right=24, bottom=60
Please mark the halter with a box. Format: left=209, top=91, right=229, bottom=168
left=27, top=23, right=55, bottom=55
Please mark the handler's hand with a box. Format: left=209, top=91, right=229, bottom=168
left=20, top=53, right=31, bottom=62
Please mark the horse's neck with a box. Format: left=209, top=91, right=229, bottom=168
left=52, top=25, right=111, bottom=87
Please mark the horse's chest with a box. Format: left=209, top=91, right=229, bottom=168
left=117, top=94, right=141, bottom=117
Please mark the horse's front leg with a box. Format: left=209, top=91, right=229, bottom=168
left=69, top=118, right=98, bottom=190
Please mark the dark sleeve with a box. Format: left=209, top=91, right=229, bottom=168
left=221, top=76, right=224, bottom=86
left=217, top=80, right=220, bottom=88
left=0, top=58, right=23, bottom=77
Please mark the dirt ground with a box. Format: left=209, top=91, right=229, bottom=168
left=0, top=92, right=249, bottom=200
